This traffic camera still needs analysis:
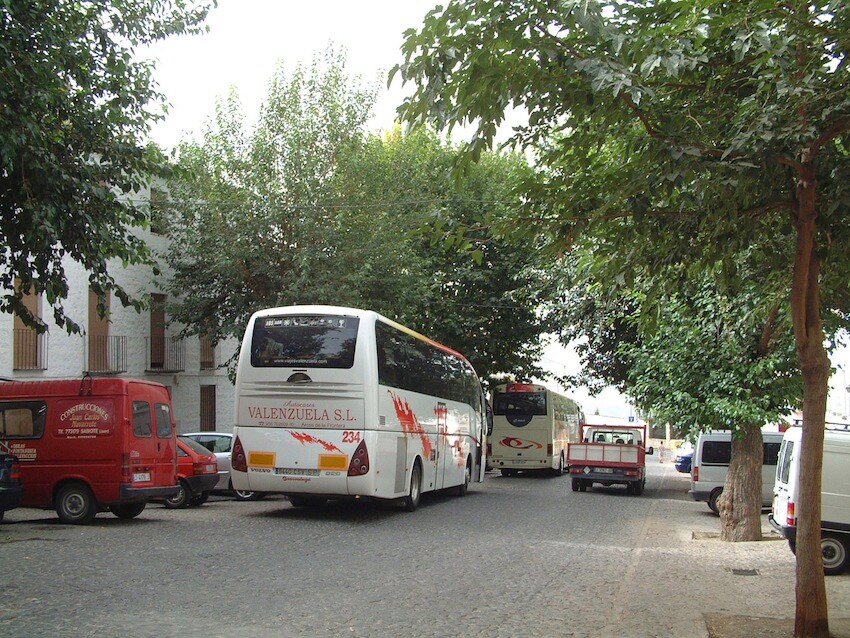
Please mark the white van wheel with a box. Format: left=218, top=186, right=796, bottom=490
left=822, top=534, right=850, bottom=575
left=708, top=488, right=723, bottom=515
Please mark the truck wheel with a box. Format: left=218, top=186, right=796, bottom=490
left=633, top=481, right=644, bottom=496
left=56, top=483, right=97, bottom=524
left=708, top=488, right=723, bottom=515
left=109, top=503, right=146, bottom=519
left=404, top=460, right=422, bottom=512
left=571, top=478, right=580, bottom=492
left=579, top=480, right=588, bottom=492
left=164, top=479, right=190, bottom=509
left=822, top=534, right=850, bottom=575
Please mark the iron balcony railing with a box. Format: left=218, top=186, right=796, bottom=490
left=85, top=335, right=128, bottom=374
left=13, top=329, right=48, bottom=370
left=146, top=334, right=185, bottom=373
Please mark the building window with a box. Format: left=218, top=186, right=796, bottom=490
left=13, top=279, right=47, bottom=370
left=200, top=334, right=216, bottom=370
left=150, top=187, right=169, bottom=235
left=149, top=293, right=166, bottom=369
left=200, top=385, right=216, bottom=431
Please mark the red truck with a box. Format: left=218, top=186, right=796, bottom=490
left=567, top=424, right=654, bottom=495
left=0, top=376, right=179, bottom=523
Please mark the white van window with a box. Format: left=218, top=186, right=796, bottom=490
left=778, top=440, right=794, bottom=483
left=702, top=439, right=782, bottom=466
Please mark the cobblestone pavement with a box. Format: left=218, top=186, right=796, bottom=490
left=0, top=457, right=847, bottom=637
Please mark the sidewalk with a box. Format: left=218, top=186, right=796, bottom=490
left=644, top=458, right=850, bottom=638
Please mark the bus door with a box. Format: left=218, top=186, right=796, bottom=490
left=434, top=401, right=448, bottom=489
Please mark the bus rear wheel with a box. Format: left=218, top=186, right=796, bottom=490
left=456, top=459, right=471, bottom=497
left=404, top=460, right=422, bottom=512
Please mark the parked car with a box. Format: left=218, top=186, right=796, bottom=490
left=183, top=431, right=260, bottom=501
left=0, top=453, right=23, bottom=522
left=674, top=443, right=693, bottom=474
left=164, top=436, right=219, bottom=509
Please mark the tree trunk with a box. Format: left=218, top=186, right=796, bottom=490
left=718, top=423, right=763, bottom=542
left=789, top=159, right=830, bottom=638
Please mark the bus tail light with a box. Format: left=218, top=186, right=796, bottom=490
left=547, top=443, right=553, bottom=456
left=232, top=436, right=248, bottom=472
left=786, top=501, right=796, bottom=527
left=348, top=440, right=370, bottom=476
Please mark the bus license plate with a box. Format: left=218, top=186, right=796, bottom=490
left=275, top=467, right=319, bottom=476
left=594, top=467, right=614, bottom=474
left=132, top=472, right=151, bottom=482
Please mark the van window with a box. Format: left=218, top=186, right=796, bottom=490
left=155, top=403, right=172, bottom=437
left=701, top=439, right=782, bottom=466
left=778, top=440, right=794, bottom=483
left=133, top=401, right=152, bottom=437
left=0, top=401, right=47, bottom=438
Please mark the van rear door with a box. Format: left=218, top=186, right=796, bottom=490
left=128, top=382, right=177, bottom=490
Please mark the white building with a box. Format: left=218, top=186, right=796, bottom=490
left=0, top=187, right=237, bottom=434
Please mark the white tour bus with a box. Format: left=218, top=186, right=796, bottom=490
left=230, top=306, right=488, bottom=511
left=489, top=383, right=585, bottom=476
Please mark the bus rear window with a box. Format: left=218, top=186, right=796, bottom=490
left=494, top=392, right=547, bottom=416
left=251, top=315, right=359, bottom=369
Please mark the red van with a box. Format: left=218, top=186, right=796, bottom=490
left=0, top=376, right=179, bottom=524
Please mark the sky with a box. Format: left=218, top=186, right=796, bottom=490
left=141, top=0, right=850, bottom=423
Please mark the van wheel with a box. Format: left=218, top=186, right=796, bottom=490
left=164, top=479, right=190, bottom=509
left=822, top=534, right=850, bottom=575
left=456, top=459, right=471, bottom=497
left=109, top=503, right=146, bottom=519
left=708, top=488, right=723, bottom=515
left=56, top=483, right=97, bottom=524
left=404, top=460, right=422, bottom=512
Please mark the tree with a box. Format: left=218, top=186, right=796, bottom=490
left=0, top=0, right=214, bottom=333
left=165, top=51, right=547, bottom=385
left=548, top=245, right=803, bottom=541
left=393, top=1, right=850, bottom=634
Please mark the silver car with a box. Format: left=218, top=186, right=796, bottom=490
left=183, top=431, right=259, bottom=501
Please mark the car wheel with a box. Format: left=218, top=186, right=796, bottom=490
left=822, top=534, right=850, bottom=575
left=229, top=480, right=260, bottom=501
left=708, top=488, right=723, bottom=515
left=404, top=460, right=422, bottom=512
left=109, top=502, right=146, bottom=519
left=456, top=460, right=471, bottom=497
left=164, top=479, right=190, bottom=509
left=190, top=491, right=210, bottom=507
left=56, top=483, right=97, bottom=524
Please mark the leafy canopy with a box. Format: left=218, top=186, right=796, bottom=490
left=0, top=0, right=214, bottom=333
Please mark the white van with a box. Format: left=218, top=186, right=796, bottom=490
left=689, top=430, right=784, bottom=514
left=770, top=426, right=850, bottom=575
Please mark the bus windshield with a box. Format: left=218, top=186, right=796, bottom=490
left=250, top=315, right=360, bottom=368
